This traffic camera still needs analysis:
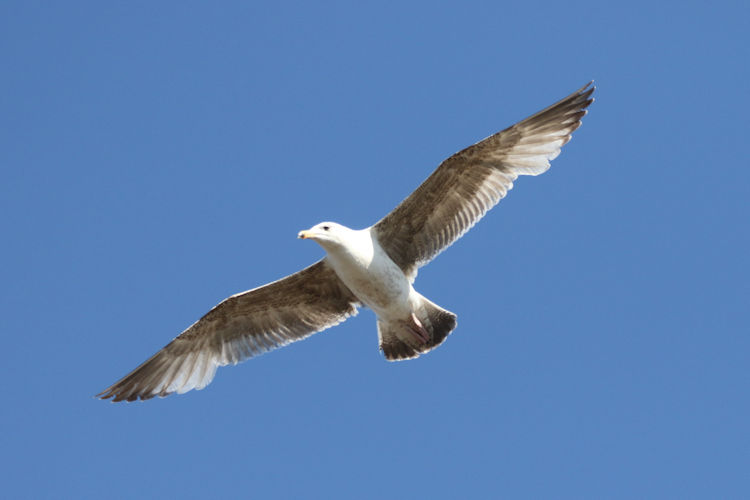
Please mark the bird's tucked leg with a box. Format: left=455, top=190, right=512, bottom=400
left=407, top=313, right=430, bottom=344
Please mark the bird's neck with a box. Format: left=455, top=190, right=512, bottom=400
left=323, top=228, right=376, bottom=270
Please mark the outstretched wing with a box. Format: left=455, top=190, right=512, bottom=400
left=374, top=82, right=594, bottom=277
left=98, top=259, right=359, bottom=402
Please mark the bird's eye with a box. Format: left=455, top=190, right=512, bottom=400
left=322, top=225, right=330, bottom=231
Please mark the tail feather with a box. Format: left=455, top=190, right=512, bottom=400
left=378, top=296, right=457, bottom=361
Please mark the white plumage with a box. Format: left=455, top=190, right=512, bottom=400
left=98, top=82, right=594, bottom=402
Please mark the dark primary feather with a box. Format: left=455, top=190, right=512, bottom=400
left=99, top=83, right=594, bottom=402
left=374, top=82, right=594, bottom=276
left=98, top=260, right=359, bottom=402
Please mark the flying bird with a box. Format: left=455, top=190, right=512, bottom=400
left=98, top=82, right=594, bottom=402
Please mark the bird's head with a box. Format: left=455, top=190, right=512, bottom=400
left=298, top=222, right=351, bottom=250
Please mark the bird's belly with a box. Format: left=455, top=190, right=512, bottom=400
left=328, top=254, right=411, bottom=317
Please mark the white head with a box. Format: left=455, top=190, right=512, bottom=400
left=298, top=221, right=353, bottom=252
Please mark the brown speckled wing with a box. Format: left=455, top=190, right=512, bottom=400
left=374, top=82, right=594, bottom=276
left=97, top=260, right=359, bottom=402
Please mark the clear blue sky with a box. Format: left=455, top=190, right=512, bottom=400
left=2, top=1, right=748, bottom=498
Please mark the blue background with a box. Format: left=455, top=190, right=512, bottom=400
left=2, top=1, right=748, bottom=498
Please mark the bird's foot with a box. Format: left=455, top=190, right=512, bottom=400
left=407, top=313, right=430, bottom=345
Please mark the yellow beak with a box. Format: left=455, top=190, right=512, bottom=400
left=298, top=230, right=313, bottom=239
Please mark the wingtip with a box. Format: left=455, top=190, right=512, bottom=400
left=577, top=81, right=596, bottom=109
left=95, top=385, right=150, bottom=403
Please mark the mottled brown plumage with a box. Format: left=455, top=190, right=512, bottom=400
left=98, top=82, right=594, bottom=402
left=97, top=261, right=358, bottom=402
left=375, top=82, right=594, bottom=277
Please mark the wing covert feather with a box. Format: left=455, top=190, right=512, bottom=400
left=374, top=82, right=594, bottom=275
left=98, top=260, right=359, bottom=402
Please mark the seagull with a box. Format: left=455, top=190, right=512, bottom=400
left=98, top=82, right=594, bottom=402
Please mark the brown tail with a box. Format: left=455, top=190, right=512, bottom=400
left=378, top=296, right=457, bottom=361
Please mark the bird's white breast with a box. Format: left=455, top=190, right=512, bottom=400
left=324, top=228, right=412, bottom=318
